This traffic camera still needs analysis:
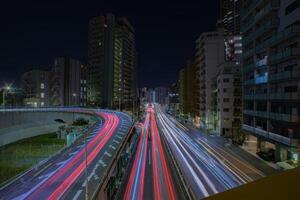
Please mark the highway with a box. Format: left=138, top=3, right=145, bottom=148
left=0, top=109, right=133, bottom=200
left=123, top=105, right=183, bottom=200
left=155, top=105, right=274, bottom=199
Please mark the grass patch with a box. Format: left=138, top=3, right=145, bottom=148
left=0, top=133, right=66, bottom=184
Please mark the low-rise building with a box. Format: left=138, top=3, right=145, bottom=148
left=21, top=69, right=50, bottom=107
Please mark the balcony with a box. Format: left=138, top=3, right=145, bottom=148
left=269, top=112, right=299, bottom=123
left=254, top=19, right=279, bottom=38
left=255, top=73, right=268, bottom=84
left=244, top=19, right=278, bottom=45
left=243, top=48, right=254, bottom=59
left=243, top=79, right=255, bottom=86
left=256, top=56, right=268, bottom=68
left=243, top=93, right=268, bottom=100
left=242, top=124, right=297, bottom=146
left=269, top=92, right=300, bottom=100
left=267, top=25, right=300, bottom=46
left=241, top=19, right=255, bottom=33
left=254, top=1, right=280, bottom=22
left=244, top=110, right=299, bottom=123
left=243, top=63, right=255, bottom=73
left=243, top=110, right=269, bottom=118
left=269, top=70, right=300, bottom=82
left=255, top=25, right=300, bottom=52
left=269, top=48, right=300, bottom=64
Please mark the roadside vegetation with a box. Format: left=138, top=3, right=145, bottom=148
left=72, top=117, right=89, bottom=126
left=0, top=133, right=65, bottom=185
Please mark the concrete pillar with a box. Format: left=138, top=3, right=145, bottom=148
left=275, top=144, right=288, bottom=162
left=257, top=138, right=267, bottom=152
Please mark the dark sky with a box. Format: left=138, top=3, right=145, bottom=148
left=0, top=0, right=219, bottom=88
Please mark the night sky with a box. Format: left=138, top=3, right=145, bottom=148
left=0, top=1, right=219, bottom=88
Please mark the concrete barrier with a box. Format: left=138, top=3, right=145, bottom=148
left=0, top=110, right=96, bottom=147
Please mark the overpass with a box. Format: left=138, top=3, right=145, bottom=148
left=0, top=108, right=135, bottom=200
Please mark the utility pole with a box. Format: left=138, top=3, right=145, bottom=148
left=84, top=132, right=89, bottom=200
left=2, top=89, right=5, bottom=108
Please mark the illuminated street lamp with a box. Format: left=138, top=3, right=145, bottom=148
left=1, top=83, right=13, bottom=108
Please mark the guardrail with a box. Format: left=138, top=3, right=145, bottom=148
left=91, top=115, right=134, bottom=200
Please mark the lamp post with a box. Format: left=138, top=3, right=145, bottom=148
left=2, top=85, right=12, bottom=108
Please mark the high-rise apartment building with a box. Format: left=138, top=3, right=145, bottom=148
left=241, top=0, right=300, bottom=162
left=215, top=1, right=243, bottom=140
left=216, top=62, right=243, bottom=138
left=87, top=14, right=137, bottom=110
left=168, top=83, right=180, bottom=114
left=51, top=57, right=86, bottom=107
left=179, top=60, right=197, bottom=117
left=155, top=87, right=169, bottom=105
left=220, top=0, right=242, bottom=36
left=195, top=30, right=225, bottom=130
left=215, top=35, right=243, bottom=140
left=21, top=69, right=50, bottom=107
left=179, top=68, right=187, bottom=114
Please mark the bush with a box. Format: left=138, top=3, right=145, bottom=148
left=72, top=118, right=89, bottom=126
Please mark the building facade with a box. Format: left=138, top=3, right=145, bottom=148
left=155, top=86, right=169, bottom=105
left=195, top=30, right=225, bottom=130
left=217, top=62, right=243, bottom=138
left=241, top=0, right=300, bottom=162
left=168, top=83, right=180, bottom=114
left=87, top=14, right=137, bottom=110
left=21, top=69, right=50, bottom=107
left=220, top=0, right=242, bottom=36
left=51, top=57, right=86, bottom=107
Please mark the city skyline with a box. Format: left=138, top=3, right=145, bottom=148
left=0, top=1, right=219, bottom=88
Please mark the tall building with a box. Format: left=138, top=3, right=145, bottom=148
left=155, top=86, right=169, bottom=105
left=216, top=62, right=242, bottom=138
left=241, top=0, right=300, bottom=162
left=87, top=14, right=137, bottom=110
left=179, top=68, right=187, bottom=114
left=168, top=83, right=180, bottom=114
left=179, top=59, right=197, bottom=117
left=21, top=69, right=50, bottom=107
left=195, top=30, right=225, bottom=130
left=146, top=89, right=156, bottom=103
left=220, top=0, right=242, bottom=36
left=51, top=57, right=86, bottom=107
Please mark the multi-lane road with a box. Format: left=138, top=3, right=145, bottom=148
left=0, top=106, right=278, bottom=200
left=124, top=105, right=184, bottom=200
left=155, top=105, right=278, bottom=199
left=0, top=109, right=133, bottom=200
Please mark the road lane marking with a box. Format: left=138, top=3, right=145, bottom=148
left=104, top=151, right=112, bottom=157
left=109, top=145, right=116, bottom=150
left=72, top=190, right=82, bottom=200
left=148, top=149, right=151, bottom=165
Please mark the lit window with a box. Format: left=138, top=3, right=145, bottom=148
left=41, top=93, right=45, bottom=98
left=41, top=83, right=45, bottom=89
left=41, top=102, right=45, bottom=107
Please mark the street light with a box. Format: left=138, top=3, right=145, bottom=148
left=1, top=83, right=12, bottom=108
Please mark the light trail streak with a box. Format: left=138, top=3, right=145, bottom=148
left=123, top=111, right=150, bottom=200
left=26, top=112, right=119, bottom=200
left=150, top=108, right=176, bottom=200
left=156, top=106, right=243, bottom=198
left=124, top=106, right=176, bottom=200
